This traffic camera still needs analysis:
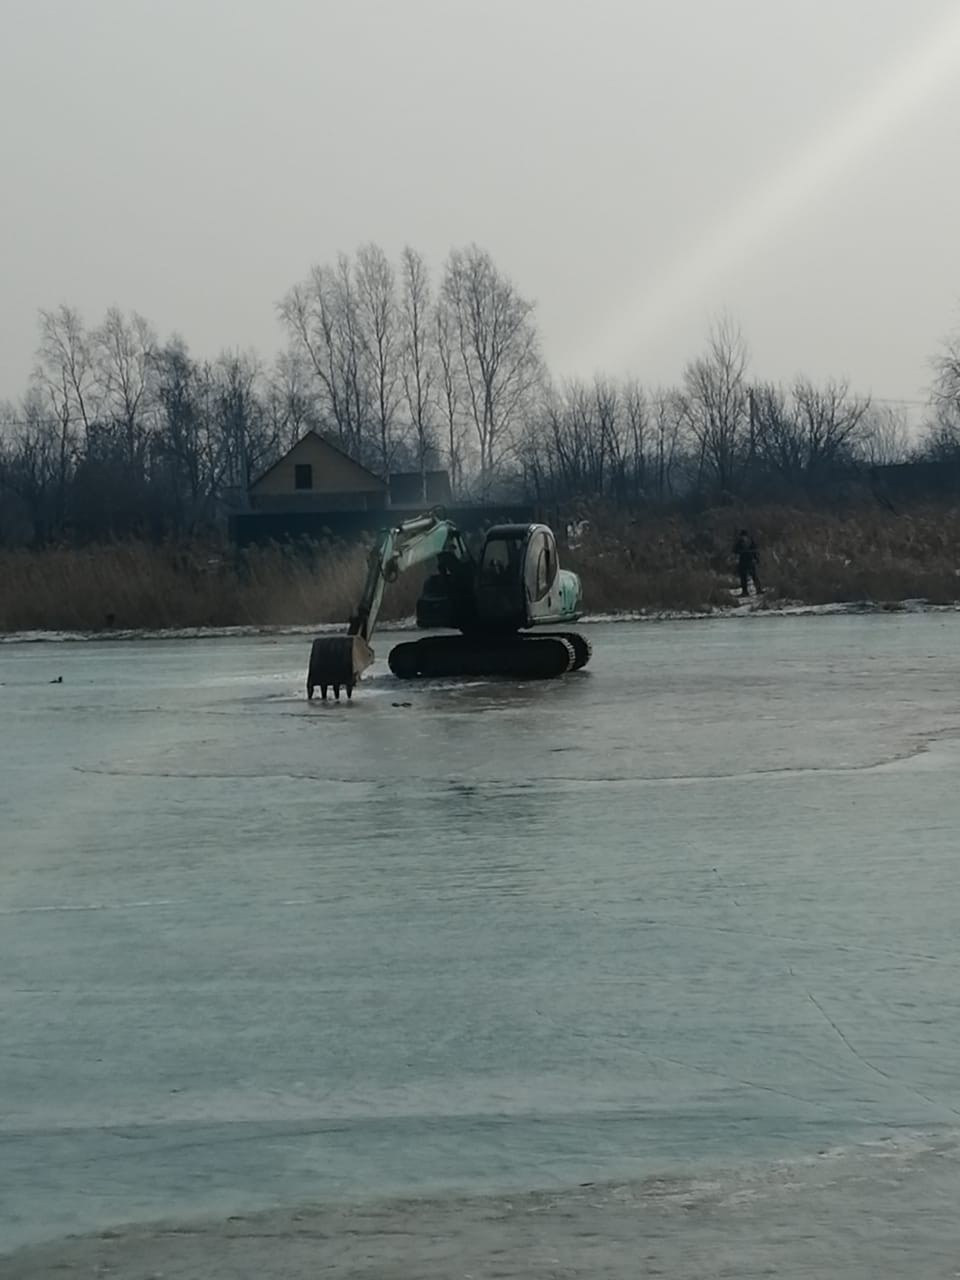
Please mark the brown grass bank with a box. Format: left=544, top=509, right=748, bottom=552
left=2, top=504, right=959, bottom=634
left=567, top=503, right=960, bottom=611
left=0, top=542, right=425, bottom=634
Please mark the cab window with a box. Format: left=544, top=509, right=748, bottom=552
left=531, top=530, right=558, bottom=600
left=480, top=537, right=521, bottom=581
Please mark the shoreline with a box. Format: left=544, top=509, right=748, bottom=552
left=2, top=598, right=959, bottom=645
left=5, top=593, right=960, bottom=645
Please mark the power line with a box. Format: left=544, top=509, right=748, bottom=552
left=870, top=397, right=930, bottom=408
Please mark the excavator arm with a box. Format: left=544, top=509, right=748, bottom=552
left=348, top=512, right=462, bottom=642
left=307, top=511, right=465, bottom=700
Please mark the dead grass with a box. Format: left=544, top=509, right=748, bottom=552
left=0, top=541, right=425, bottom=633
left=568, top=502, right=960, bottom=612
left=2, top=504, right=960, bottom=633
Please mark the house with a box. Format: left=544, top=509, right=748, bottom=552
left=249, top=431, right=388, bottom=514
left=232, top=430, right=532, bottom=546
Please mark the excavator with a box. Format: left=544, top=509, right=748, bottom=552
left=306, top=510, right=591, bottom=699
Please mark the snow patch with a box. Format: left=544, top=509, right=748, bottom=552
left=0, top=618, right=420, bottom=645
left=5, top=601, right=960, bottom=645
left=581, top=599, right=960, bottom=624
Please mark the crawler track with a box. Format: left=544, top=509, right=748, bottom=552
left=553, top=631, right=592, bottom=671
left=388, top=632, right=590, bottom=681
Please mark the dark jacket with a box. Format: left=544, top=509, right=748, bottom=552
left=733, top=533, right=758, bottom=564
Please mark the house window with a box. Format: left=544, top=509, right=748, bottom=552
left=294, top=463, right=313, bottom=491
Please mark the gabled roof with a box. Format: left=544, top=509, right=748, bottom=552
left=249, top=430, right=386, bottom=491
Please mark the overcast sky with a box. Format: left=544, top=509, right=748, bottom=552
left=3, top=0, right=960, bottom=422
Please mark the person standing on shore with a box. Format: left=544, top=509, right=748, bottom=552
left=733, top=529, right=761, bottom=596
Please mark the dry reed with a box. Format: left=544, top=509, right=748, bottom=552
left=2, top=504, right=959, bottom=633
left=569, top=504, right=960, bottom=611
left=0, top=541, right=425, bottom=633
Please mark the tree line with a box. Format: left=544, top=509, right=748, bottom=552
left=1, top=243, right=959, bottom=544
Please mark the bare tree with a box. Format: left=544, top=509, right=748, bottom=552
left=543, top=381, right=586, bottom=498
left=265, top=350, right=321, bottom=453
left=749, top=382, right=796, bottom=479
left=915, top=322, right=960, bottom=461
left=793, top=378, right=869, bottom=476
left=279, top=255, right=372, bottom=459
left=521, top=377, right=632, bottom=505
left=36, top=305, right=96, bottom=434
left=33, top=306, right=98, bottom=525
left=435, top=298, right=465, bottom=495
left=856, top=405, right=911, bottom=467
left=440, top=245, right=543, bottom=491
left=570, top=378, right=622, bottom=498
left=93, top=308, right=157, bottom=468
left=751, top=377, right=870, bottom=486
left=650, top=387, right=684, bottom=500
left=921, top=415, right=960, bottom=464
left=152, top=339, right=217, bottom=530
left=335, top=253, right=373, bottom=458
left=514, top=406, right=551, bottom=503
left=278, top=278, right=343, bottom=438
left=519, top=377, right=684, bottom=507
left=932, top=327, right=960, bottom=427
left=0, top=388, right=58, bottom=540
left=680, top=318, right=749, bottom=493
left=355, top=243, right=400, bottom=477
left=399, top=246, right=436, bottom=501
left=562, top=381, right=592, bottom=495
left=210, top=351, right=272, bottom=499
left=281, top=243, right=541, bottom=490
left=620, top=379, right=646, bottom=501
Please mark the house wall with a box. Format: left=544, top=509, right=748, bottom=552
left=250, top=491, right=387, bottom=513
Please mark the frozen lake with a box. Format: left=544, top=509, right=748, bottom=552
left=4, top=615, right=960, bottom=1274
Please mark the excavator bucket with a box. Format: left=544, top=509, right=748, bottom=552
left=306, top=635, right=374, bottom=701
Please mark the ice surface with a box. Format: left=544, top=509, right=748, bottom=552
left=3, top=615, right=960, bottom=1269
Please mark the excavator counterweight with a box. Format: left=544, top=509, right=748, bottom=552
left=306, top=510, right=590, bottom=699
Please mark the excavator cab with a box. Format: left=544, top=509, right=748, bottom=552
left=473, top=524, right=582, bottom=631
left=475, top=526, right=529, bottom=631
